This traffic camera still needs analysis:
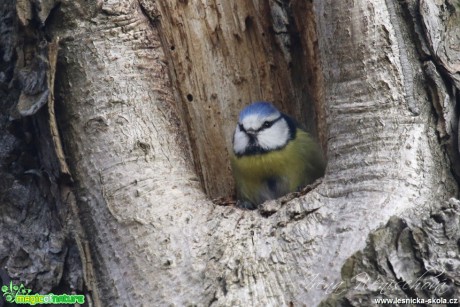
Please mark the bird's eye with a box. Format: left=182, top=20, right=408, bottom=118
left=238, top=123, right=245, bottom=132
left=263, top=121, right=271, bottom=128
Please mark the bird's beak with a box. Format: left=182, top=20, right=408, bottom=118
left=245, top=129, right=256, bottom=135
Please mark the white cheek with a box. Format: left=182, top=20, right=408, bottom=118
left=233, top=128, right=249, bottom=154
left=257, top=121, right=289, bottom=150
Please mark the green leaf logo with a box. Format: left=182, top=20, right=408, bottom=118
left=1, top=281, right=33, bottom=303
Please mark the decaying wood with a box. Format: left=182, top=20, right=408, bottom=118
left=149, top=0, right=324, bottom=198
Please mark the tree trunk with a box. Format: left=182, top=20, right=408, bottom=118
left=1, top=0, right=459, bottom=306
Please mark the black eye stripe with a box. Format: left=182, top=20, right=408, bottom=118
left=238, top=116, right=282, bottom=133
left=257, top=116, right=282, bottom=131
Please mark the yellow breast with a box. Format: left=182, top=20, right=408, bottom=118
left=231, top=129, right=325, bottom=205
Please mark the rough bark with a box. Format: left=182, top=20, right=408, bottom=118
left=0, top=0, right=84, bottom=299
left=0, top=0, right=459, bottom=306
left=47, top=1, right=210, bottom=305
left=319, top=1, right=460, bottom=305
left=321, top=198, right=460, bottom=306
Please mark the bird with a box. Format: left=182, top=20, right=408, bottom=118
left=230, top=101, right=325, bottom=208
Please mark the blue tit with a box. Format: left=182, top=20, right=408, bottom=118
left=231, top=101, right=325, bottom=207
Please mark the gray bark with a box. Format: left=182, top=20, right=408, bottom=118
left=0, top=0, right=83, bottom=298
left=0, top=0, right=459, bottom=306
left=321, top=198, right=460, bottom=306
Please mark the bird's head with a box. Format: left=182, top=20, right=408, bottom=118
left=233, top=102, right=294, bottom=156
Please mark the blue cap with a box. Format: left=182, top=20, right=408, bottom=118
left=238, top=101, right=279, bottom=122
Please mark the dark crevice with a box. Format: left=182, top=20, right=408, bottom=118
left=207, top=294, right=218, bottom=307
left=138, top=0, right=161, bottom=28
left=289, top=207, right=320, bottom=222
left=260, top=209, right=276, bottom=218
left=386, top=258, right=419, bottom=300
left=273, top=207, right=320, bottom=227
left=244, top=16, right=253, bottom=29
